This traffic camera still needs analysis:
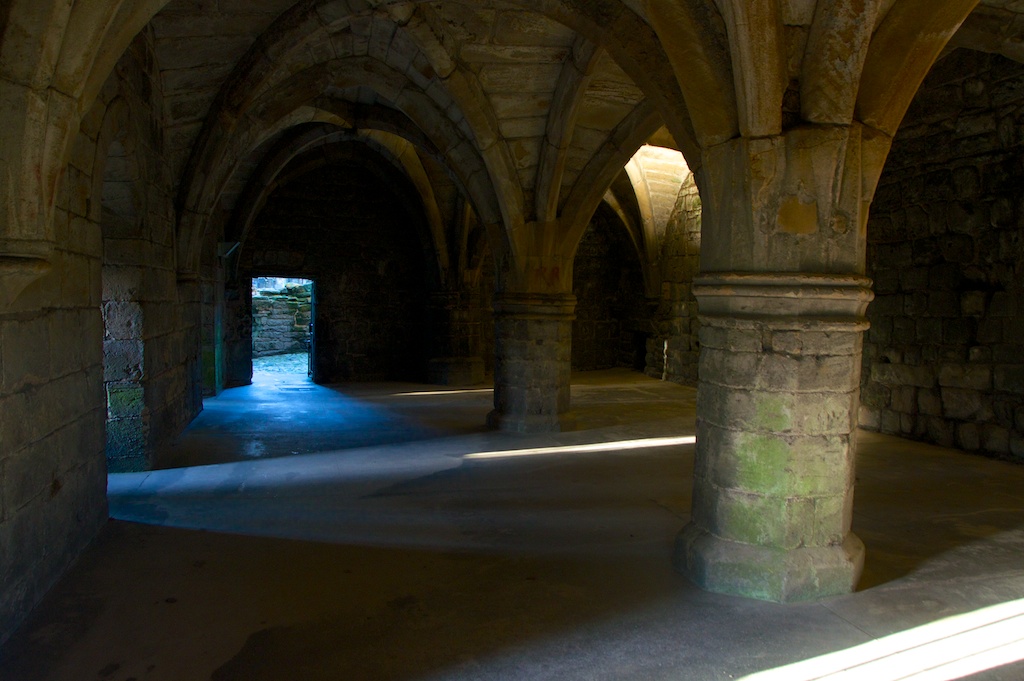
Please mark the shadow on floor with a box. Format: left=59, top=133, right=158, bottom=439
left=4, top=370, right=1024, bottom=680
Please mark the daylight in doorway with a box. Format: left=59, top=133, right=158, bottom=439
left=252, top=277, right=313, bottom=377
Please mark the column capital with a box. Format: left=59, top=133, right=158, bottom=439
left=491, top=292, right=577, bottom=320
left=693, top=271, right=873, bottom=324
left=0, top=254, right=51, bottom=307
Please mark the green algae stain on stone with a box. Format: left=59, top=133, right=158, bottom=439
left=718, top=491, right=785, bottom=547
left=106, top=383, right=145, bottom=418
left=736, top=434, right=791, bottom=496
left=755, top=395, right=791, bottom=432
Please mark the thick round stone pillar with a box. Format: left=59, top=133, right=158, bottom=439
left=487, top=293, right=575, bottom=433
left=675, top=273, right=873, bottom=602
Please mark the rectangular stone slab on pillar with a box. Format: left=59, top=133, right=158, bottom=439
left=675, top=273, right=872, bottom=602
left=488, top=293, right=575, bottom=433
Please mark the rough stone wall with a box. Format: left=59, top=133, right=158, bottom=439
left=862, top=48, right=1024, bottom=460
left=98, top=31, right=199, bottom=473
left=0, top=28, right=204, bottom=639
left=222, top=277, right=253, bottom=389
left=571, top=207, right=650, bottom=371
left=240, top=146, right=433, bottom=383
left=0, top=151, right=109, bottom=646
left=646, top=176, right=702, bottom=384
left=252, top=284, right=312, bottom=358
left=199, top=260, right=225, bottom=396
left=477, top=251, right=497, bottom=375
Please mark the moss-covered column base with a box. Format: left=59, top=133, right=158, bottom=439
left=675, top=527, right=865, bottom=602
left=487, top=293, right=575, bottom=433
left=676, top=273, right=873, bottom=602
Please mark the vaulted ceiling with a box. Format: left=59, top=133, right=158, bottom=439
left=101, top=0, right=1024, bottom=276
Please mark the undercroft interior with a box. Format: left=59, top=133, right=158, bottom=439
left=1, top=1, right=1023, bottom=678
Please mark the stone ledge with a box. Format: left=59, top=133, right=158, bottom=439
left=491, top=293, right=577, bottom=320
left=694, top=272, right=874, bottom=321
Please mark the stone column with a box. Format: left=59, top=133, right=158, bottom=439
left=673, top=126, right=882, bottom=602
left=428, top=290, right=485, bottom=386
left=487, top=292, right=576, bottom=433
left=676, top=273, right=872, bottom=602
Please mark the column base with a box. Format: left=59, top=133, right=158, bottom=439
left=486, top=409, right=577, bottom=434
left=428, top=356, right=485, bottom=386
left=674, top=523, right=865, bottom=603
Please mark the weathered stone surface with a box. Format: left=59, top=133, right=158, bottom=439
left=870, top=363, right=936, bottom=388
left=700, top=424, right=854, bottom=499
left=863, top=49, right=1024, bottom=460
left=572, top=206, right=649, bottom=372
left=675, top=525, right=864, bottom=604
left=646, top=173, right=702, bottom=384
left=680, top=272, right=869, bottom=603
left=939, top=363, right=992, bottom=390
left=488, top=293, right=575, bottom=433
left=994, top=365, right=1024, bottom=393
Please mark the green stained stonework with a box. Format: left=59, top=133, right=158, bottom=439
left=755, top=394, right=791, bottom=433
left=789, top=436, right=851, bottom=497
left=675, top=525, right=865, bottom=603
left=106, top=383, right=144, bottom=418
left=716, top=490, right=816, bottom=548
left=735, top=434, right=791, bottom=495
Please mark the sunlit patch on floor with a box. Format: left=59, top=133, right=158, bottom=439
left=740, top=598, right=1024, bottom=681
left=463, top=436, right=696, bottom=460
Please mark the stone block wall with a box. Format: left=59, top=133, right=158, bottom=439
left=478, top=252, right=497, bottom=375
left=571, top=206, right=650, bottom=371
left=252, top=284, right=312, bottom=358
left=0, top=29, right=205, bottom=640
left=200, top=262, right=225, bottom=396
left=98, top=32, right=200, bottom=473
left=239, top=145, right=434, bottom=383
left=1, top=100, right=108, bottom=643
left=647, top=176, right=702, bottom=384
left=862, top=48, right=1024, bottom=460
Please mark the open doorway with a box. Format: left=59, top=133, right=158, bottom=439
left=251, top=277, right=314, bottom=380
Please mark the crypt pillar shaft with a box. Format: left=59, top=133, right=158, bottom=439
left=677, top=273, right=872, bottom=602
left=676, top=125, right=881, bottom=601
left=487, top=292, right=576, bottom=433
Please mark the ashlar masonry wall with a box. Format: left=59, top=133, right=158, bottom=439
left=0, top=30, right=201, bottom=637
left=646, top=176, right=702, bottom=385
left=862, top=48, right=1024, bottom=460
left=572, top=206, right=650, bottom=372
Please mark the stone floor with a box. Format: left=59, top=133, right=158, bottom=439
left=252, top=351, right=310, bottom=375
left=2, top=369, right=1024, bottom=680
